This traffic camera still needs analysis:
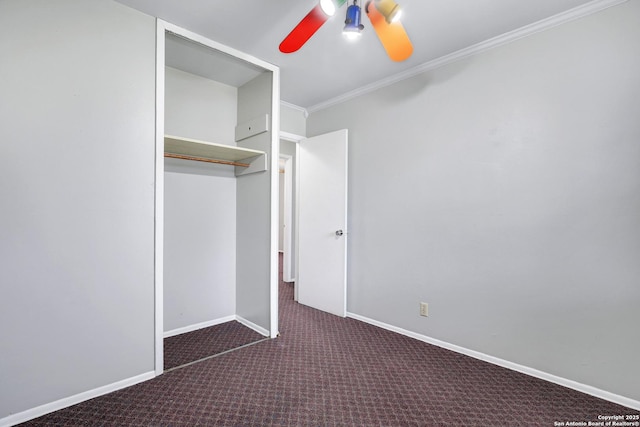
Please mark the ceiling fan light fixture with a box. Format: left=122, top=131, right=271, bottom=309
left=343, top=0, right=364, bottom=38
left=320, top=0, right=336, bottom=16
left=391, top=8, right=402, bottom=23
left=343, top=30, right=362, bottom=41
left=375, top=0, right=402, bottom=24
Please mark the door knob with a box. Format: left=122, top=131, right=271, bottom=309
left=335, top=230, right=344, bottom=236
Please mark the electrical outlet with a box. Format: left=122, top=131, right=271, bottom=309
left=420, top=302, right=429, bottom=317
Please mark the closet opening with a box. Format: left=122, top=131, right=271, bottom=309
left=154, top=21, right=280, bottom=374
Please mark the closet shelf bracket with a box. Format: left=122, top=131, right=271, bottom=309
left=164, top=153, right=250, bottom=167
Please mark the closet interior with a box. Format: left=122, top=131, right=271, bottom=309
left=161, top=29, right=278, bottom=370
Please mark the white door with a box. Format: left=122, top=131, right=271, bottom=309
left=297, top=129, right=348, bottom=317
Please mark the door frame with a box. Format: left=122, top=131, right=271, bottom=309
left=280, top=153, right=295, bottom=282
left=155, top=20, right=281, bottom=376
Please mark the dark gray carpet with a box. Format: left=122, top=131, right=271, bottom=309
left=20, top=256, right=638, bottom=426
left=164, top=321, right=265, bottom=371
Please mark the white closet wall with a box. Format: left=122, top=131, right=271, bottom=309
left=236, top=72, right=275, bottom=331
left=165, top=67, right=237, bottom=143
left=164, top=67, right=238, bottom=333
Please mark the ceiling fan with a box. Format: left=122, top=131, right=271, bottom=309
left=279, top=0, right=413, bottom=62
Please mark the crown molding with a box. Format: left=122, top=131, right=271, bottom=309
left=280, top=100, right=309, bottom=118
left=306, top=0, right=629, bottom=114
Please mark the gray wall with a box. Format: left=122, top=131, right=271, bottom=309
left=164, top=67, right=237, bottom=332
left=0, top=0, right=155, bottom=419
left=307, top=1, right=640, bottom=401
left=281, top=104, right=306, bottom=136
left=236, top=72, right=274, bottom=330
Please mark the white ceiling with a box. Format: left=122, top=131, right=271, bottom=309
left=115, top=0, right=599, bottom=110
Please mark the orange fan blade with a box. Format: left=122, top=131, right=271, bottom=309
left=365, top=1, right=413, bottom=62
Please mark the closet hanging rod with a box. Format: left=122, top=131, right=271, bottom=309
left=164, top=153, right=250, bottom=168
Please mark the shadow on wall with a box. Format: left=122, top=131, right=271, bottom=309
left=380, top=58, right=472, bottom=105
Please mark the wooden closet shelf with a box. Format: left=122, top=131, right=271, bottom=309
left=164, top=135, right=267, bottom=175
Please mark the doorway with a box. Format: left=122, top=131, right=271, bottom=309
left=279, top=134, right=303, bottom=300
left=278, top=130, right=349, bottom=315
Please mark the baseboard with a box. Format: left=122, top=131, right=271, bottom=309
left=347, top=312, right=640, bottom=411
left=163, top=315, right=236, bottom=338
left=0, top=371, right=155, bottom=427
left=236, top=315, right=270, bottom=337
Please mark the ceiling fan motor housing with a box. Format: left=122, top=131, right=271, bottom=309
left=345, top=1, right=365, bottom=31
